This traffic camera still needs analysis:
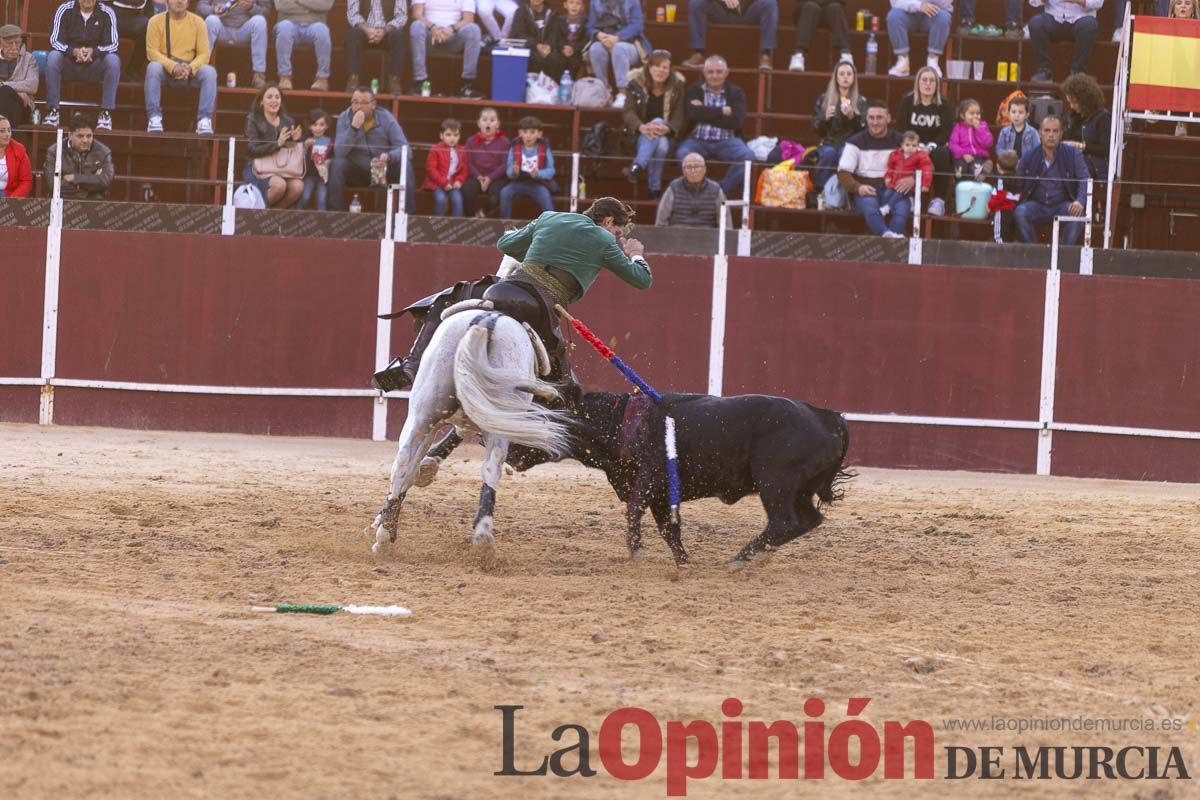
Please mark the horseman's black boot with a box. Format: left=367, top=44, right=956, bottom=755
left=372, top=355, right=419, bottom=393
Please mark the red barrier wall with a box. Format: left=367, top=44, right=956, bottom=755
left=2, top=231, right=1198, bottom=483
left=47, top=231, right=378, bottom=435
left=723, top=258, right=1047, bottom=473
left=1, top=226, right=46, bottom=378
left=0, top=226, right=48, bottom=424
left=1051, top=274, right=1200, bottom=482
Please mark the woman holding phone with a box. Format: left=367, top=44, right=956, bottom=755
left=244, top=83, right=305, bottom=208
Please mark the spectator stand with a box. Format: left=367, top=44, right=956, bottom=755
left=10, top=0, right=1139, bottom=241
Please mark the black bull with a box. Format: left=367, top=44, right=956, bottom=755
left=502, top=391, right=853, bottom=564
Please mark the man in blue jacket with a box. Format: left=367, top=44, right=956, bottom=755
left=1013, top=115, right=1089, bottom=246
left=328, top=85, right=415, bottom=212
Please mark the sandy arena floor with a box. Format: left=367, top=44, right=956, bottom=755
left=1, top=422, right=1198, bottom=799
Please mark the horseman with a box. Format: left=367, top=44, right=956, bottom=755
left=373, top=197, right=652, bottom=394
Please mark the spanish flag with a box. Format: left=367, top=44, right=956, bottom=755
left=1128, top=17, right=1200, bottom=112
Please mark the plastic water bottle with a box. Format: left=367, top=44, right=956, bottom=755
left=558, top=71, right=573, bottom=105
left=865, top=17, right=878, bottom=75
left=349, top=194, right=363, bottom=213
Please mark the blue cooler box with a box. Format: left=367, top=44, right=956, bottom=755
left=956, top=180, right=993, bottom=220
left=491, top=47, right=530, bottom=103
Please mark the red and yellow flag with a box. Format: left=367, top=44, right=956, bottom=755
left=1128, top=16, right=1200, bottom=112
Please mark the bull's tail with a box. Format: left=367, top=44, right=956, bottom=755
left=452, top=321, right=573, bottom=458
left=815, top=412, right=854, bottom=508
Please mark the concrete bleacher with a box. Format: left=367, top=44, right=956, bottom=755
left=8, top=0, right=1137, bottom=228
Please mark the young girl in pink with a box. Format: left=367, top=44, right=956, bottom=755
left=948, top=98, right=994, bottom=178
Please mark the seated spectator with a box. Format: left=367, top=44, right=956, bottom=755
left=837, top=100, right=907, bottom=238
left=675, top=55, right=755, bottom=197
left=46, top=0, right=121, bottom=130
left=476, top=0, right=518, bottom=43
left=345, top=0, right=407, bottom=95
left=948, top=98, right=994, bottom=178
left=0, top=24, right=38, bottom=126
left=1061, top=72, right=1111, bottom=180
left=886, top=0, right=952, bottom=78
left=882, top=131, right=932, bottom=219
left=789, top=0, right=852, bottom=72
left=554, top=0, right=588, bottom=79
left=43, top=112, right=114, bottom=200
left=243, top=84, right=305, bottom=208
left=1167, top=0, right=1198, bottom=136
left=622, top=49, right=686, bottom=200
left=0, top=115, right=33, bottom=197
left=684, top=0, right=778, bottom=72
left=1027, top=0, right=1100, bottom=83
left=462, top=106, right=508, bottom=217
left=895, top=65, right=952, bottom=215
left=100, top=1, right=153, bottom=80
left=511, top=0, right=564, bottom=79
left=328, top=86, right=417, bottom=212
left=654, top=152, right=726, bottom=226
left=301, top=107, right=333, bottom=210
left=995, top=95, right=1040, bottom=165
left=500, top=114, right=555, bottom=219
left=587, top=0, right=650, bottom=107
left=274, top=0, right=333, bottom=92
left=812, top=60, right=865, bottom=197
left=145, top=0, right=217, bottom=134
left=422, top=118, right=468, bottom=216
left=410, top=0, right=483, bottom=98
left=1169, top=0, right=1197, bottom=18
left=957, top=0, right=1022, bottom=38
left=199, top=0, right=269, bottom=90
left=1014, top=114, right=1089, bottom=245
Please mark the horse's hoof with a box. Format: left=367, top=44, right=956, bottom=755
left=629, top=548, right=645, bottom=562
left=472, top=517, right=495, bottom=546
left=414, top=457, right=441, bottom=488
left=726, top=557, right=749, bottom=571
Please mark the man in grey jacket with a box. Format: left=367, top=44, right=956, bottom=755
left=274, top=0, right=334, bottom=91
left=0, top=24, right=38, bottom=125
left=346, top=0, right=408, bottom=95
left=328, top=86, right=416, bottom=212
left=655, top=153, right=726, bottom=227
left=200, top=0, right=269, bottom=89
left=43, top=112, right=114, bottom=200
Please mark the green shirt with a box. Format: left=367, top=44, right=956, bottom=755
left=496, top=212, right=653, bottom=302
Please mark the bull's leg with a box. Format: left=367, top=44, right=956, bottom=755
left=472, top=433, right=510, bottom=547
left=649, top=502, right=689, bottom=566
left=731, top=482, right=803, bottom=564
left=414, top=426, right=465, bottom=487
left=625, top=499, right=645, bottom=560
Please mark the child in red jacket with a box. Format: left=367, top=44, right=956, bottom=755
left=880, top=131, right=934, bottom=217
left=422, top=119, right=469, bottom=216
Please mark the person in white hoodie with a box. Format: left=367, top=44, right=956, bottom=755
left=1027, top=0, right=1103, bottom=84
left=885, top=0, right=952, bottom=78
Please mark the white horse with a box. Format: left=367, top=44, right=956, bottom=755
left=369, top=272, right=573, bottom=556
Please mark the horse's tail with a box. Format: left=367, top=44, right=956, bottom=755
left=452, top=320, right=573, bottom=458
left=815, top=412, right=854, bottom=508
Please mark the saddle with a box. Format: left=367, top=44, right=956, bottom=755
left=480, top=280, right=562, bottom=356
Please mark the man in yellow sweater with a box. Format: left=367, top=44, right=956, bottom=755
left=144, top=0, right=217, bottom=134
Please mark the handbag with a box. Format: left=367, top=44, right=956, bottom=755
left=253, top=142, right=306, bottom=180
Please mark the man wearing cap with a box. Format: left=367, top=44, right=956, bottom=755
left=0, top=24, right=39, bottom=126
